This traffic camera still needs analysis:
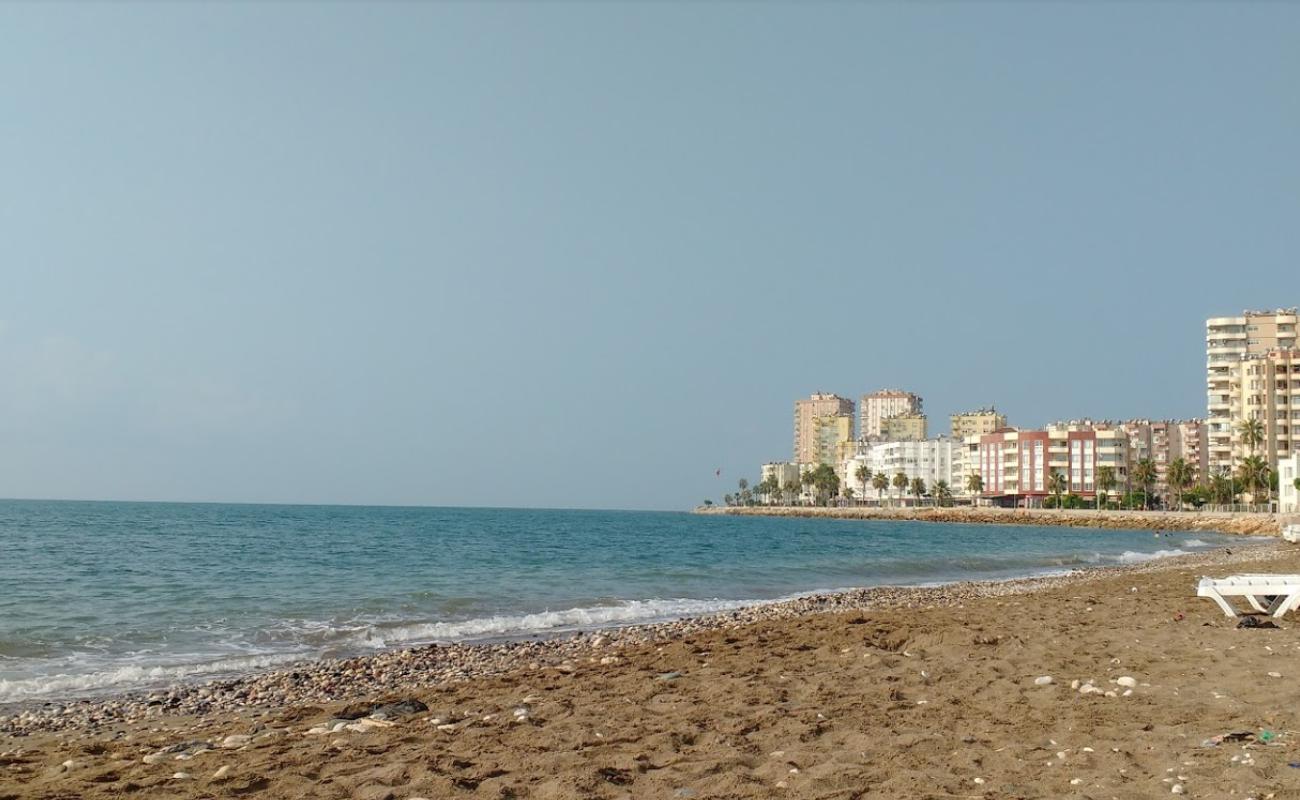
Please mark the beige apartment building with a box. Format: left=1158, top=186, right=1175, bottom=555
left=882, top=413, right=927, bottom=441
left=950, top=408, right=1007, bottom=439
left=1120, top=419, right=1210, bottom=494
left=793, top=393, right=855, bottom=465
left=1207, top=309, right=1300, bottom=473
left=860, top=389, right=922, bottom=439
left=1229, top=349, right=1300, bottom=467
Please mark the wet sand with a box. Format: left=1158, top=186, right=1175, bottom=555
left=4, top=542, right=1300, bottom=799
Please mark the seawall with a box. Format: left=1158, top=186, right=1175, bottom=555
left=693, top=504, right=1289, bottom=536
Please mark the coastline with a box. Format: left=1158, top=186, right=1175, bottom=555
left=5, top=539, right=1297, bottom=799
left=695, top=504, right=1289, bottom=535
left=0, top=538, right=1275, bottom=738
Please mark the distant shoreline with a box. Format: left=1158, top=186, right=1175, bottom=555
left=694, top=504, right=1288, bottom=535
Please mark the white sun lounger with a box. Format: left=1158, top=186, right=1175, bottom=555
left=1197, top=575, right=1300, bottom=618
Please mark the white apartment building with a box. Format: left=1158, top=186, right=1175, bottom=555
left=843, top=438, right=964, bottom=501
left=1280, top=453, right=1299, bottom=514
left=760, top=462, right=803, bottom=489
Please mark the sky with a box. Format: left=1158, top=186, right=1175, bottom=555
left=2, top=3, right=1298, bottom=511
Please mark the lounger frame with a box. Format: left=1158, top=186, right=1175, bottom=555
left=1197, top=575, right=1300, bottom=618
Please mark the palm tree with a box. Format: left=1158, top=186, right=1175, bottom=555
left=1132, top=459, right=1157, bottom=510
left=1096, top=465, right=1116, bottom=511
left=783, top=479, right=802, bottom=506
left=810, top=464, right=840, bottom=506
left=892, top=472, right=909, bottom=506
left=872, top=472, right=889, bottom=506
left=933, top=479, right=952, bottom=507
left=910, top=477, right=927, bottom=506
left=854, top=464, right=870, bottom=504
left=723, top=493, right=734, bottom=507
left=1239, top=417, right=1265, bottom=455
left=1209, top=469, right=1235, bottom=506
left=1238, top=417, right=1267, bottom=506
left=800, top=469, right=817, bottom=505
left=1237, top=456, right=1269, bottom=509
left=966, top=472, right=983, bottom=506
left=843, top=487, right=855, bottom=504
left=1047, top=468, right=1066, bottom=510
left=1167, top=458, right=1193, bottom=511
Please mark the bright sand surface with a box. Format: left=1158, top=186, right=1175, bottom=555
left=4, top=542, right=1300, bottom=799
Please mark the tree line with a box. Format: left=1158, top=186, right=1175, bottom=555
left=714, top=420, right=1298, bottom=510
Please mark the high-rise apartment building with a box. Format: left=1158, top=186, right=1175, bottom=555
left=793, top=393, right=855, bottom=465
left=1119, top=419, right=1210, bottom=494
left=1228, top=349, right=1300, bottom=467
left=950, top=408, right=1007, bottom=439
left=1176, top=419, right=1210, bottom=481
left=1207, top=309, right=1300, bottom=473
left=860, top=389, right=922, bottom=439
left=882, top=413, right=927, bottom=441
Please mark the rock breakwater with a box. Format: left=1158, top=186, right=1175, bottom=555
left=695, top=505, right=1284, bottom=535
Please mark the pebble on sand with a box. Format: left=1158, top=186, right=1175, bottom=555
left=1034, top=676, right=1053, bottom=686
left=1116, top=676, right=1138, bottom=688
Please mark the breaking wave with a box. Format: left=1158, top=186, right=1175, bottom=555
left=0, top=652, right=308, bottom=704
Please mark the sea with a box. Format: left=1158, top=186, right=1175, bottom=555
left=0, top=500, right=1243, bottom=705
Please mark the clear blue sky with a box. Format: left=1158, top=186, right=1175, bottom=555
left=3, top=3, right=1297, bottom=510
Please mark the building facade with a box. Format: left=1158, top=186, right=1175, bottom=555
left=882, top=413, right=927, bottom=441
left=1119, top=419, right=1210, bottom=496
left=1226, top=349, right=1300, bottom=470
left=860, top=389, right=922, bottom=440
left=843, top=438, right=963, bottom=501
left=950, top=408, right=1007, bottom=439
left=976, top=424, right=1129, bottom=507
left=794, top=393, right=855, bottom=465
left=1207, top=309, right=1300, bottom=473
left=1281, top=453, right=1300, bottom=514
left=760, top=462, right=803, bottom=491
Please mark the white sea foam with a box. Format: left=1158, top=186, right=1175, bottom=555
left=0, top=541, right=1231, bottom=703
left=0, top=652, right=307, bottom=704
left=363, top=597, right=763, bottom=648
left=1112, top=548, right=1191, bottom=564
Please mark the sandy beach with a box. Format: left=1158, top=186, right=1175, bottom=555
left=4, top=539, right=1300, bottom=799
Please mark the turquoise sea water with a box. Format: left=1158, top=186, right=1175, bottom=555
left=0, top=500, right=1240, bottom=704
